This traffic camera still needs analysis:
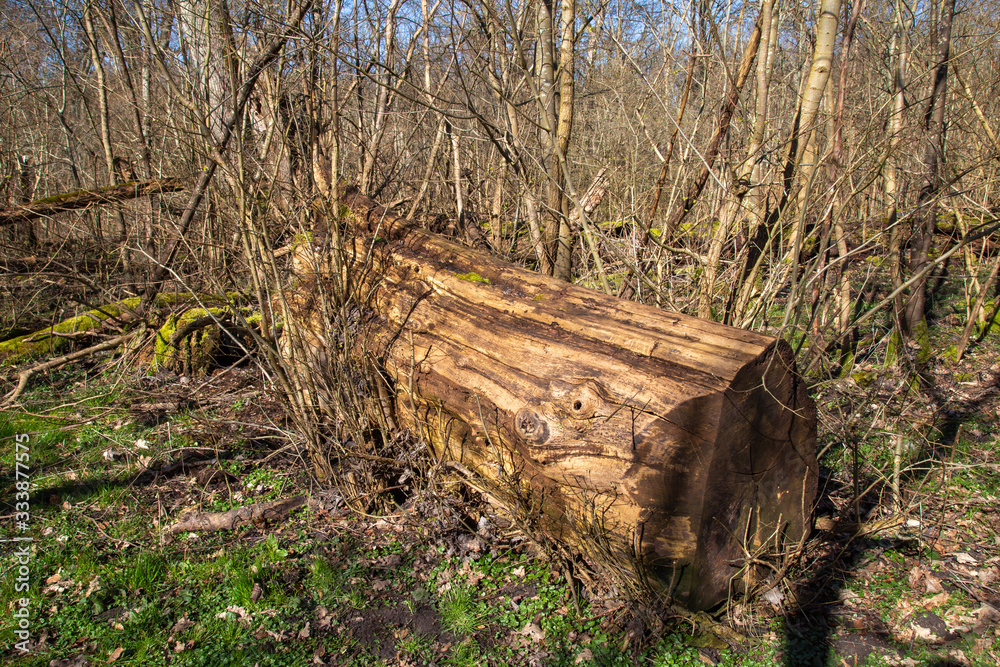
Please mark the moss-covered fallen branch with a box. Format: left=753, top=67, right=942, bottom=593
left=0, top=293, right=233, bottom=365
left=0, top=177, right=185, bottom=227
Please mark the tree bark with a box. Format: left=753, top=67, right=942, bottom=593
left=904, top=0, right=957, bottom=337
left=284, top=189, right=818, bottom=610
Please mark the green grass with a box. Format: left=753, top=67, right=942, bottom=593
left=3, top=358, right=998, bottom=667
left=439, top=586, right=482, bottom=635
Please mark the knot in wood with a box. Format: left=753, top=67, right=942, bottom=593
left=514, top=407, right=550, bottom=445
left=567, top=382, right=607, bottom=419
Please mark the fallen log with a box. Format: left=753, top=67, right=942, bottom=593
left=0, top=177, right=184, bottom=227
left=284, top=190, right=817, bottom=610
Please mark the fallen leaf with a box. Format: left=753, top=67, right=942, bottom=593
left=521, top=622, right=545, bottom=642
left=170, top=615, right=194, bottom=635
left=574, top=648, right=594, bottom=664
left=225, top=605, right=250, bottom=622
left=907, top=566, right=925, bottom=590
left=763, top=587, right=785, bottom=607
left=46, top=573, right=62, bottom=585
left=108, top=647, right=123, bottom=663
left=84, top=577, right=102, bottom=599
left=924, top=591, right=950, bottom=609
left=974, top=603, right=1000, bottom=634
left=973, top=636, right=994, bottom=654
left=954, top=552, right=978, bottom=565
left=925, top=574, right=944, bottom=594
left=298, top=622, right=310, bottom=640
left=511, top=566, right=526, bottom=577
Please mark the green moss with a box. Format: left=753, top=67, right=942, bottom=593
left=912, top=318, right=932, bottom=365
left=0, top=293, right=231, bottom=365
left=533, top=294, right=545, bottom=301
left=851, top=370, right=876, bottom=387
left=153, top=308, right=227, bottom=375
left=885, top=329, right=903, bottom=367
left=0, top=300, right=136, bottom=364
left=31, top=189, right=91, bottom=205
left=454, top=272, right=490, bottom=284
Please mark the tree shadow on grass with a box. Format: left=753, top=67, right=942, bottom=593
left=780, top=461, right=901, bottom=667
left=781, top=369, right=993, bottom=667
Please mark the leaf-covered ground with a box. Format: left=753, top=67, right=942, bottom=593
left=1, top=352, right=998, bottom=666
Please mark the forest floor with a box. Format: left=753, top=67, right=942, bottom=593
left=1, top=320, right=999, bottom=666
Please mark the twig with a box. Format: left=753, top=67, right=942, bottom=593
left=2, top=333, right=135, bottom=407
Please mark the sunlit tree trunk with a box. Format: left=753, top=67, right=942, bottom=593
left=360, top=0, right=402, bottom=195
left=886, top=0, right=910, bottom=357
left=82, top=0, right=118, bottom=239
left=784, top=0, right=842, bottom=258
left=552, top=0, right=576, bottom=281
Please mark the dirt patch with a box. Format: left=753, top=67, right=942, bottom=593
left=343, top=602, right=452, bottom=660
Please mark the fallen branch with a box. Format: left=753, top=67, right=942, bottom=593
left=163, top=496, right=306, bottom=538
left=2, top=332, right=135, bottom=407
left=0, top=178, right=184, bottom=227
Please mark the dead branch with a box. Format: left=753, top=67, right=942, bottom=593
left=2, top=332, right=136, bottom=407
left=0, top=178, right=184, bottom=227
left=163, top=496, right=306, bottom=538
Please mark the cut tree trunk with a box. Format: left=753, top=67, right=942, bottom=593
left=285, top=189, right=817, bottom=610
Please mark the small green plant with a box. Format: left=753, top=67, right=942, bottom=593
left=445, top=638, right=482, bottom=667
left=439, top=586, right=481, bottom=635
left=260, top=534, right=288, bottom=562
left=124, top=553, right=166, bottom=593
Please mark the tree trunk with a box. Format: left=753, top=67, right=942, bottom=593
left=784, top=0, right=841, bottom=257
left=904, top=0, right=957, bottom=337
left=285, top=189, right=818, bottom=610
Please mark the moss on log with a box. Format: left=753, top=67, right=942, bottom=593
left=153, top=308, right=227, bottom=374
left=0, top=293, right=234, bottom=366
left=284, top=190, right=817, bottom=610
left=0, top=178, right=185, bottom=227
